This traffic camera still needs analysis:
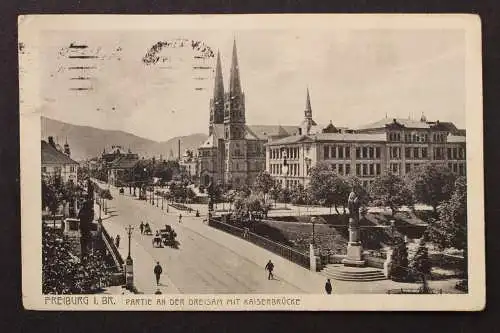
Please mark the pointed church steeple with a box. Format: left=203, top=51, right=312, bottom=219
left=305, top=87, right=312, bottom=120
left=229, top=39, right=242, bottom=96
left=213, top=50, right=224, bottom=101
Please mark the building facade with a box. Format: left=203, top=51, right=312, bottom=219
left=267, top=104, right=466, bottom=189
left=198, top=40, right=298, bottom=189
left=41, top=137, right=79, bottom=184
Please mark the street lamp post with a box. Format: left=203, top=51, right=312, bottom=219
left=311, top=217, right=316, bottom=245
left=125, top=224, right=134, bottom=289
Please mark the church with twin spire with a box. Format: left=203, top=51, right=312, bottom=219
left=198, top=39, right=310, bottom=189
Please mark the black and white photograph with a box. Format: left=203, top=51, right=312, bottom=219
left=19, top=14, right=484, bottom=310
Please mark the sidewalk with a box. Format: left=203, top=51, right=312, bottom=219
left=96, top=202, right=180, bottom=294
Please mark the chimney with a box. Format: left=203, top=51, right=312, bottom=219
left=178, top=139, right=181, bottom=161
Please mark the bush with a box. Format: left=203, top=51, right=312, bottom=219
left=389, top=241, right=409, bottom=281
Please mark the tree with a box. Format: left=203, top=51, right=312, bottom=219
left=253, top=172, right=275, bottom=203
left=42, top=226, right=111, bottom=294
left=78, top=200, right=94, bottom=255
left=369, top=173, right=413, bottom=216
left=268, top=182, right=282, bottom=207
left=409, top=163, right=456, bottom=214
left=278, top=186, right=292, bottom=207
left=411, top=238, right=432, bottom=277
left=390, top=240, right=409, bottom=281
left=309, top=162, right=349, bottom=214
left=426, top=176, right=467, bottom=277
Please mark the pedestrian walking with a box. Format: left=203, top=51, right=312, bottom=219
left=325, top=278, right=332, bottom=294
left=140, top=221, right=144, bottom=234
left=265, top=260, right=274, bottom=280
left=115, top=234, right=120, bottom=248
left=154, top=261, right=163, bottom=286
left=178, top=214, right=182, bottom=223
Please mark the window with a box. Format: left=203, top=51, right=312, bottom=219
left=375, top=147, right=381, bottom=159
left=405, top=147, right=411, bottom=159
left=356, top=163, right=361, bottom=176
left=346, top=147, right=351, bottom=159
left=362, top=147, right=368, bottom=159
left=390, top=147, right=400, bottom=159
left=338, top=164, right=344, bottom=175
left=324, top=146, right=329, bottom=159
left=42, top=166, right=47, bottom=172
left=338, top=146, right=344, bottom=159
left=356, top=147, right=361, bottom=159
left=447, top=148, right=452, bottom=159
left=459, top=148, right=465, bottom=159
left=422, top=147, right=428, bottom=158
left=369, top=147, right=374, bottom=159
left=459, top=164, right=465, bottom=175
left=346, top=164, right=351, bottom=175
left=453, top=148, right=458, bottom=159
left=453, top=164, right=458, bottom=173
left=405, top=163, right=411, bottom=174
left=413, top=148, right=419, bottom=159
left=331, top=146, right=337, bottom=159
left=376, top=163, right=381, bottom=175
left=369, top=164, right=374, bottom=175
left=362, top=164, right=368, bottom=176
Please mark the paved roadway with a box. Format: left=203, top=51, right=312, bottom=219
left=101, top=187, right=305, bottom=294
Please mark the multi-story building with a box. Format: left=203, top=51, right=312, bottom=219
left=179, top=149, right=199, bottom=180
left=41, top=137, right=79, bottom=184
left=198, top=40, right=298, bottom=189
left=266, top=96, right=466, bottom=189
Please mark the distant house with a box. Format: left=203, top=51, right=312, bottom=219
left=41, top=137, right=79, bottom=184
left=107, top=153, right=140, bottom=186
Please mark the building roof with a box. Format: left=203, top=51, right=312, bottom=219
left=200, top=134, right=217, bottom=148
left=358, top=117, right=431, bottom=130
left=41, top=140, right=79, bottom=165
left=109, top=154, right=139, bottom=169
left=267, top=132, right=387, bottom=146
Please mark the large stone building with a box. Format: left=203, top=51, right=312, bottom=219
left=198, top=40, right=298, bottom=188
left=266, top=95, right=467, bottom=189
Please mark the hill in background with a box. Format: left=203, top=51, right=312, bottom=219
left=41, top=117, right=207, bottom=161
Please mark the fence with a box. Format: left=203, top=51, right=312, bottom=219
left=208, top=218, right=310, bottom=269
left=100, top=221, right=124, bottom=272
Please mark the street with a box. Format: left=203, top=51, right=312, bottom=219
left=101, top=186, right=306, bottom=294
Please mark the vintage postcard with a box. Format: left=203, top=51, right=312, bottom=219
left=19, top=14, right=484, bottom=311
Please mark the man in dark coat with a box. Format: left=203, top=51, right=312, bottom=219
left=265, top=260, right=274, bottom=280
left=115, top=234, right=120, bottom=248
left=140, top=221, right=144, bottom=235
left=154, top=261, right=163, bottom=286
left=325, top=278, right=333, bottom=294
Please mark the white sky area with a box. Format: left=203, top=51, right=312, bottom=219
left=39, top=29, right=465, bottom=142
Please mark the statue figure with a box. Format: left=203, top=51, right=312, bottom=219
left=347, top=190, right=360, bottom=221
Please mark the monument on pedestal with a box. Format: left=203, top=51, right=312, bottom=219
left=342, top=190, right=365, bottom=267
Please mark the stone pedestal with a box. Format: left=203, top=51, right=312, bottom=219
left=309, top=243, right=317, bottom=272
left=342, top=217, right=365, bottom=267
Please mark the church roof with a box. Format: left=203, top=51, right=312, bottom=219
left=266, top=135, right=314, bottom=146
left=109, top=154, right=139, bottom=169
left=41, top=140, right=79, bottom=165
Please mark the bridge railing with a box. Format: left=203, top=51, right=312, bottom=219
left=208, top=218, right=310, bottom=269
left=100, top=221, right=124, bottom=271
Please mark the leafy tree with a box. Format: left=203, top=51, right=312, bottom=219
left=186, top=187, right=197, bottom=203
left=408, top=163, right=456, bottom=213
left=42, top=226, right=111, bottom=294
left=389, top=240, right=409, bottom=281
left=268, top=181, right=282, bottom=207
left=309, top=162, right=349, bottom=214
left=411, top=238, right=432, bottom=277
left=278, top=186, right=292, bottom=207
left=426, top=176, right=467, bottom=277
left=78, top=200, right=94, bottom=255
left=253, top=172, right=275, bottom=203
left=369, top=173, right=413, bottom=216
left=290, top=183, right=313, bottom=205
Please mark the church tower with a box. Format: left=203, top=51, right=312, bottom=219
left=209, top=50, right=225, bottom=135
left=301, top=88, right=317, bottom=135
left=63, top=137, right=71, bottom=157
left=223, top=39, right=247, bottom=188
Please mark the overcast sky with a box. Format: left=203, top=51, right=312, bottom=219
left=39, top=28, right=465, bottom=142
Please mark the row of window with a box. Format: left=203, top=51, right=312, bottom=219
left=270, top=147, right=300, bottom=160
left=269, top=163, right=300, bottom=176
left=323, top=145, right=352, bottom=160
left=447, top=147, right=466, bottom=160
left=355, top=163, right=382, bottom=177
left=448, top=163, right=466, bottom=176
left=405, top=147, right=428, bottom=159
left=388, top=131, right=447, bottom=143
left=42, top=166, right=76, bottom=173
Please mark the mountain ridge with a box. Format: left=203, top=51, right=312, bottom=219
left=41, top=116, right=207, bottom=161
